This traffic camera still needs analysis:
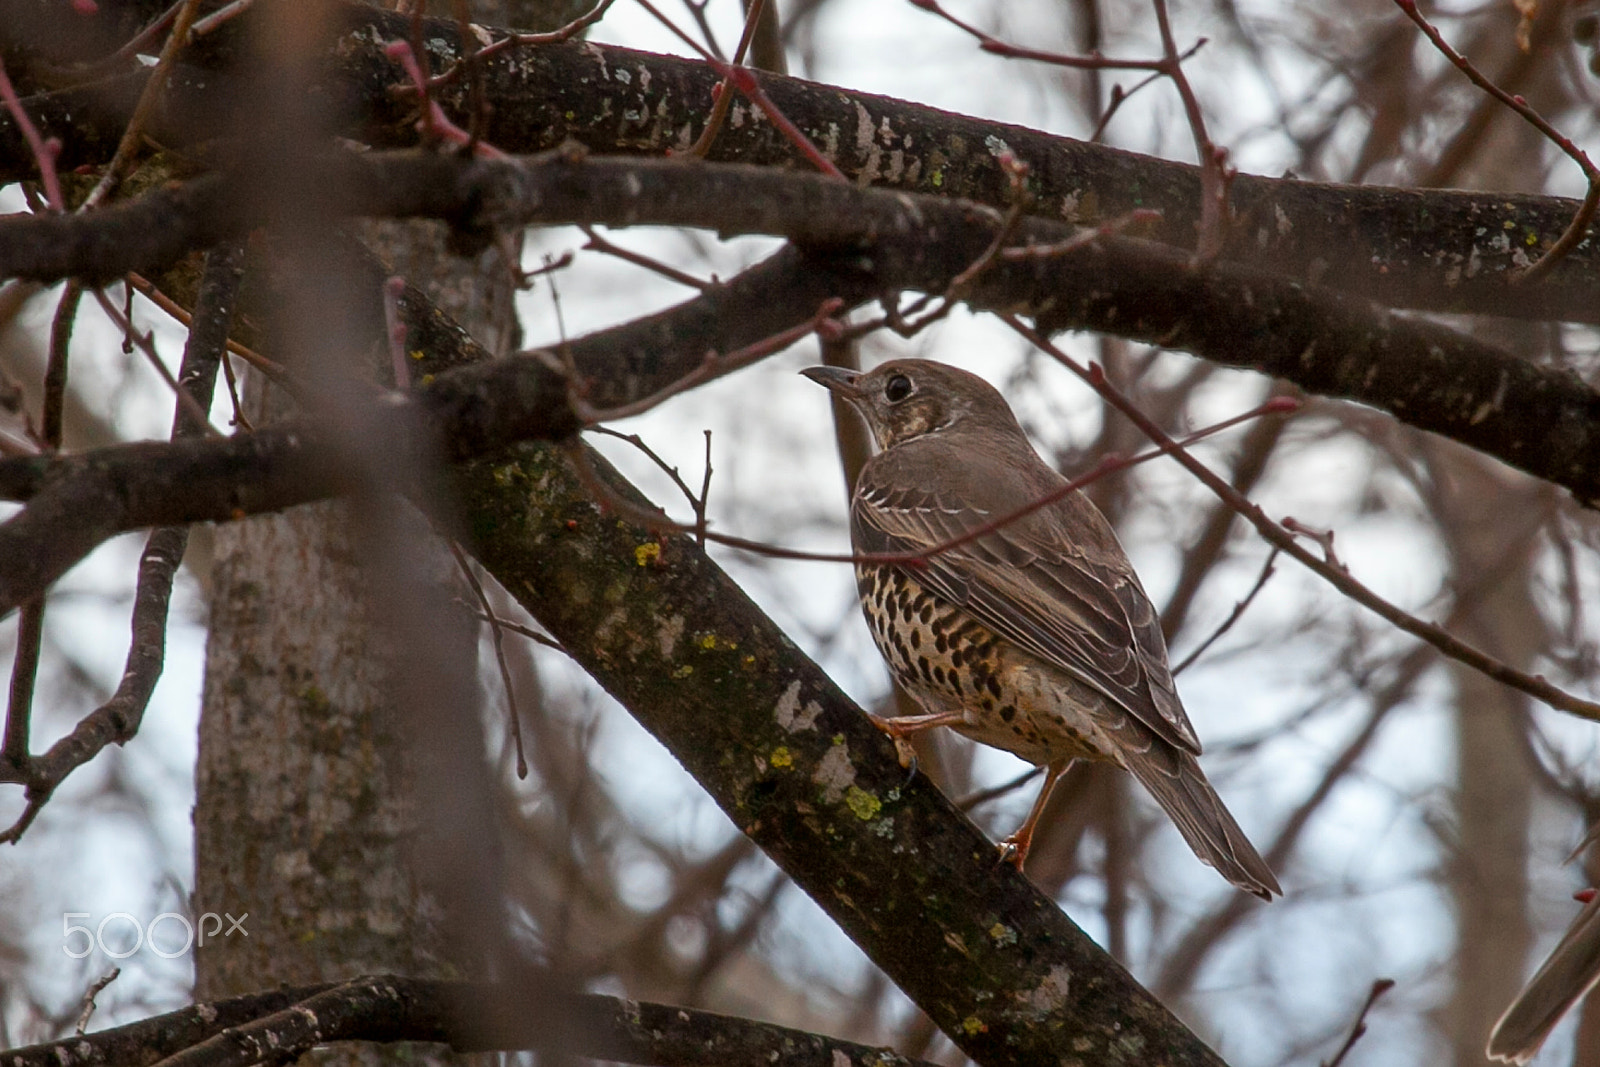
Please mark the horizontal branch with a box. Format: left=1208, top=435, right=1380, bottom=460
left=1, top=151, right=1596, bottom=516
left=0, top=973, right=940, bottom=1067
left=0, top=239, right=880, bottom=614
left=4, top=0, right=1596, bottom=322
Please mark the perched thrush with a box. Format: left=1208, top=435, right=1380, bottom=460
left=803, top=358, right=1280, bottom=899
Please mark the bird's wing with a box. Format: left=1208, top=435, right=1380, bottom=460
left=853, top=471, right=1200, bottom=755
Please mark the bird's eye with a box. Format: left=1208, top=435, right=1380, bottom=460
left=884, top=374, right=913, bottom=402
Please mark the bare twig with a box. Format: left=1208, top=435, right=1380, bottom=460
left=999, top=208, right=1165, bottom=261
left=1150, top=0, right=1229, bottom=260
left=1394, top=0, right=1600, bottom=284
left=1322, top=979, right=1396, bottom=1067
left=74, top=969, right=122, bottom=1036
left=466, top=609, right=568, bottom=655
left=0, top=243, right=242, bottom=842
left=590, top=426, right=710, bottom=539
left=43, top=282, right=84, bottom=449
left=956, top=766, right=1043, bottom=813
left=579, top=226, right=710, bottom=290
left=634, top=0, right=845, bottom=179
left=0, top=57, right=64, bottom=211
left=548, top=297, right=844, bottom=424
left=910, top=0, right=1187, bottom=72
left=910, top=0, right=1225, bottom=256
left=90, top=287, right=221, bottom=437
left=80, top=0, right=206, bottom=210
left=570, top=394, right=1300, bottom=568
left=384, top=39, right=509, bottom=159
left=125, top=273, right=292, bottom=386
left=412, top=0, right=618, bottom=91
left=451, top=542, right=527, bottom=779
left=187, top=0, right=257, bottom=41
left=1000, top=313, right=1600, bottom=724
left=1171, top=548, right=1278, bottom=676
left=685, top=0, right=770, bottom=158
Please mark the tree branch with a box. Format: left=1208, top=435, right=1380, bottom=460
left=0, top=974, right=940, bottom=1067
left=4, top=0, right=1596, bottom=323
left=2, top=152, right=1597, bottom=525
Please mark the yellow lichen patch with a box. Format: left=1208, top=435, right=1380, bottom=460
left=695, top=631, right=738, bottom=652
left=961, top=1016, right=988, bottom=1036
left=844, top=785, right=881, bottom=821
left=634, top=542, right=661, bottom=566
left=671, top=664, right=693, bottom=679
left=988, top=922, right=1018, bottom=947
left=770, top=746, right=793, bottom=768
left=409, top=349, right=425, bottom=361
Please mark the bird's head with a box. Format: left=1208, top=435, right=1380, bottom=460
left=800, top=359, right=1019, bottom=450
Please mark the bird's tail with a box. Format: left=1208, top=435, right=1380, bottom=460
left=1121, top=746, right=1281, bottom=900
left=1486, top=895, right=1600, bottom=1064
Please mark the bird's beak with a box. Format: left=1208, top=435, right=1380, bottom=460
left=800, top=366, right=863, bottom=396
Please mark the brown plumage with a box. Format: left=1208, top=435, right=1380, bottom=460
left=803, top=358, right=1280, bottom=899
left=1488, top=880, right=1600, bottom=1063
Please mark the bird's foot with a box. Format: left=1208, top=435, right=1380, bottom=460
left=866, top=714, right=920, bottom=770
left=996, top=834, right=1030, bottom=871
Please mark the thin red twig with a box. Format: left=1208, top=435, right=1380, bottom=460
left=580, top=225, right=711, bottom=290
left=634, top=0, right=845, bottom=179
left=385, top=39, right=509, bottom=159
left=1150, top=0, right=1230, bottom=260
left=910, top=0, right=1174, bottom=72
left=0, top=58, right=64, bottom=212
left=684, top=0, right=770, bottom=158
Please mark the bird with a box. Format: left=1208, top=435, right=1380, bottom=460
left=801, top=358, right=1280, bottom=899
left=1488, top=870, right=1600, bottom=1061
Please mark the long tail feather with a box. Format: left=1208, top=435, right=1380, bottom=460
left=1121, top=748, right=1280, bottom=900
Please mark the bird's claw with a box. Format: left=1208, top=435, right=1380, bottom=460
left=867, top=715, right=919, bottom=771
left=996, top=837, right=1028, bottom=871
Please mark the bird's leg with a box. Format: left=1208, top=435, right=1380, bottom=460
left=997, top=760, right=1071, bottom=870
left=867, top=709, right=969, bottom=769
